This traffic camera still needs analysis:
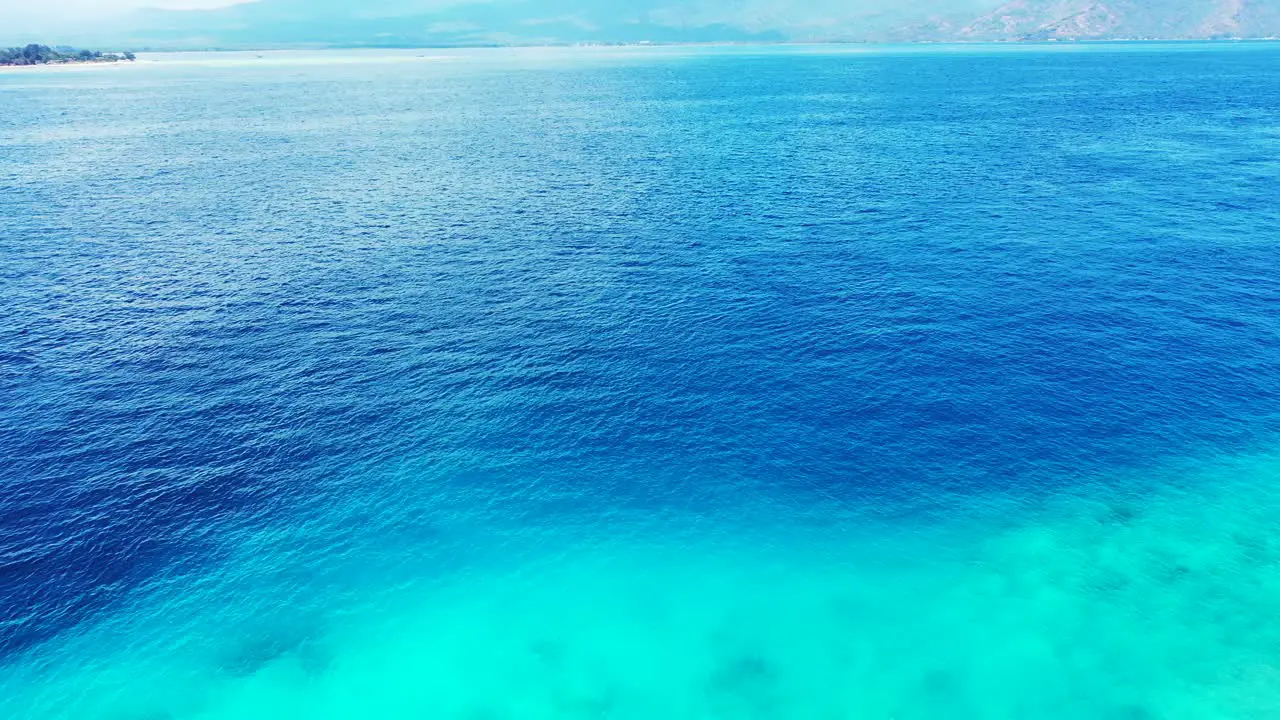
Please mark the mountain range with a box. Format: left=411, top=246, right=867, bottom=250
left=24, top=0, right=1280, bottom=49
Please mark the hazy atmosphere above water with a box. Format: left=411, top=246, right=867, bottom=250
left=4, top=0, right=1280, bottom=47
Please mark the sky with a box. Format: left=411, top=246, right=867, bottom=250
left=0, top=0, right=249, bottom=29
left=3, top=0, right=1271, bottom=47
left=0, top=0, right=989, bottom=37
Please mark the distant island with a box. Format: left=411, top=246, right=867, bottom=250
left=0, top=44, right=135, bottom=67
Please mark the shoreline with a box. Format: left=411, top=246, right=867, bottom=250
left=1, top=38, right=1276, bottom=72
left=3, top=37, right=1275, bottom=56
left=0, top=61, right=136, bottom=71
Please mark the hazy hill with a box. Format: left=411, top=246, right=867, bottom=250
left=942, top=0, right=1280, bottom=40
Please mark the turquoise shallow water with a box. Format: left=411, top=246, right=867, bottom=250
left=2, top=45, right=1280, bottom=719
left=8, top=451, right=1280, bottom=719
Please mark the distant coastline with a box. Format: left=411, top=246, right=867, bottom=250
left=0, top=44, right=136, bottom=67
left=58, top=37, right=1280, bottom=55
left=3, top=38, right=1276, bottom=62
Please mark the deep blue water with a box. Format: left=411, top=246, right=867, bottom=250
left=2, top=45, right=1280, bottom=719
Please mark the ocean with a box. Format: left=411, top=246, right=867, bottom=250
left=2, top=43, right=1279, bottom=719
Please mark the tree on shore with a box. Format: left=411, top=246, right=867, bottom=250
left=0, top=44, right=137, bottom=66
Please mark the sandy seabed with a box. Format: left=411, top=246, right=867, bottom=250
left=3, top=449, right=1279, bottom=720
